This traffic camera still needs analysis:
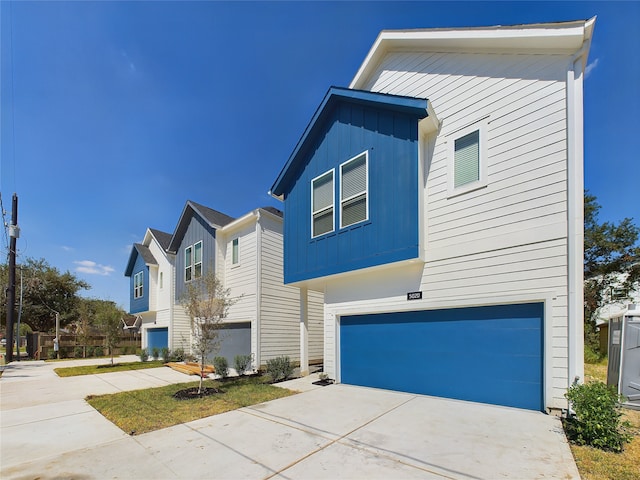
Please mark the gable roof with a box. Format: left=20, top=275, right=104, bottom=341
left=350, top=18, right=596, bottom=89
left=261, top=206, right=283, bottom=218
left=168, top=200, right=235, bottom=253
left=270, top=86, right=430, bottom=198
left=124, top=243, right=158, bottom=277
left=149, top=228, right=172, bottom=251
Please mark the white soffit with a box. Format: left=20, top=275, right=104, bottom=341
left=350, top=19, right=596, bottom=89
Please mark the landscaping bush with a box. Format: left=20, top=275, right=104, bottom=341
left=169, top=348, right=185, bottom=362
left=266, top=356, right=294, bottom=383
left=564, top=380, right=632, bottom=452
left=161, top=347, right=170, bottom=361
left=94, top=346, right=104, bottom=357
left=584, top=345, right=603, bottom=364
left=234, top=354, right=253, bottom=376
left=74, top=346, right=84, bottom=358
left=87, top=346, right=96, bottom=357
left=139, top=348, right=149, bottom=362
left=48, top=349, right=57, bottom=360
left=151, top=347, right=160, bottom=360
left=213, top=356, right=229, bottom=378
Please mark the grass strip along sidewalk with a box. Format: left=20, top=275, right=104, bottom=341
left=54, top=360, right=166, bottom=377
left=86, top=376, right=295, bottom=435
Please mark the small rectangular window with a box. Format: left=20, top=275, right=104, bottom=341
left=312, top=170, right=334, bottom=237
left=185, top=246, right=192, bottom=282
left=340, top=152, right=368, bottom=228
left=194, top=241, right=202, bottom=279
left=232, top=238, right=239, bottom=265
left=159, top=271, right=163, bottom=289
left=454, top=130, right=480, bottom=188
left=134, top=271, right=144, bottom=299
left=447, top=118, right=488, bottom=197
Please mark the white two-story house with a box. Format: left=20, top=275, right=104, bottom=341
left=270, top=19, right=595, bottom=412
left=126, top=200, right=323, bottom=371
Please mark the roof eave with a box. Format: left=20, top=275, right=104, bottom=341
left=350, top=18, right=597, bottom=89
left=271, top=87, right=429, bottom=197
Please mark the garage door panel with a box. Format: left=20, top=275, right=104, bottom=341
left=340, top=303, right=543, bottom=411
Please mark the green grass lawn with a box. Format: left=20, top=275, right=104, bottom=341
left=87, top=376, right=295, bottom=435
left=570, top=358, right=640, bottom=480
left=55, top=360, right=165, bottom=377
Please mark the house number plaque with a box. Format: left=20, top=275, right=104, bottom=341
left=407, top=291, right=422, bottom=301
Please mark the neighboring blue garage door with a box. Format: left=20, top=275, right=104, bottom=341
left=340, top=303, right=543, bottom=411
left=147, top=328, right=168, bottom=352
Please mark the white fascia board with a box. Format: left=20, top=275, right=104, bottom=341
left=350, top=19, right=594, bottom=89
left=220, top=210, right=258, bottom=235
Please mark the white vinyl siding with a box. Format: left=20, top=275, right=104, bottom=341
left=340, top=152, right=368, bottom=228
left=311, top=170, right=334, bottom=237
left=338, top=50, right=572, bottom=409
left=134, top=271, right=143, bottom=299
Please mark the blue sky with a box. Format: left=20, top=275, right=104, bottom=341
left=1, top=1, right=638, bottom=310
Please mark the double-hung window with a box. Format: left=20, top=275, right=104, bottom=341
left=340, top=152, right=368, bottom=228
left=311, top=170, right=334, bottom=237
left=133, top=271, right=143, bottom=299
left=184, top=241, right=203, bottom=282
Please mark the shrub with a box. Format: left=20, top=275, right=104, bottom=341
left=169, top=348, right=185, bottom=362
left=234, top=354, right=253, bottom=376
left=161, top=347, right=170, bottom=361
left=139, top=348, right=149, bottom=362
left=151, top=347, right=160, bottom=360
left=87, top=346, right=96, bottom=357
left=74, top=346, right=84, bottom=358
left=94, top=346, right=104, bottom=357
left=584, top=345, right=603, bottom=364
left=266, top=356, right=294, bottom=383
left=213, top=356, right=229, bottom=378
left=564, top=380, right=632, bottom=452
left=48, top=349, right=57, bottom=360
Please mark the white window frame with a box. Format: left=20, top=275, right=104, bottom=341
left=311, top=169, right=335, bottom=238
left=340, top=151, right=369, bottom=228
left=133, top=271, right=143, bottom=299
left=447, top=117, right=488, bottom=198
left=184, top=245, right=193, bottom=282
left=232, top=238, right=239, bottom=265
left=193, top=241, right=202, bottom=279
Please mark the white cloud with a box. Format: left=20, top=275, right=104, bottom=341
left=61, top=245, right=74, bottom=252
left=74, top=260, right=115, bottom=276
left=585, top=58, right=599, bottom=79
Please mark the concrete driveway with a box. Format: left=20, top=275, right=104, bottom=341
left=1, top=358, right=579, bottom=479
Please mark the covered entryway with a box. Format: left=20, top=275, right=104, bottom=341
left=340, top=302, right=544, bottom=411
left=147, top=327, right=168, bottom=352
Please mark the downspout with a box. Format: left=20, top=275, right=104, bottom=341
left=255, top=210, right=262, bottom=371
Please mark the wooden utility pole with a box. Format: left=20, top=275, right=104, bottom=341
left=5, top=193, right=18, bottom=363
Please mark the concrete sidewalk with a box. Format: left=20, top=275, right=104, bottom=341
left=1, top=359, right=580, bottom=479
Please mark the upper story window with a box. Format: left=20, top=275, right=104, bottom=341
left=311, top=170, right=334, bottom=237
left=340, top=151, right=368, bottom=228
left=133, top=271, right=143, bottom=299
left=232, top=238, right=239, bottom=265
left=447, top=118, right=488, bottom=197
left=184, top=241, right=203, bottom=282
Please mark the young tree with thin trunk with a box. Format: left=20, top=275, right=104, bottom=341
left=95, top=301, right=125, bottom=365
left=182, top=270, right=237, bottom=394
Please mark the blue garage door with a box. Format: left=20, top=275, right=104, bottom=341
left=340, top=303, right=543, bottom=411
left=147, top=328, right=168, bottom=352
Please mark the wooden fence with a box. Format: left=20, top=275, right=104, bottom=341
left=27, top=333, right=141, bottom=360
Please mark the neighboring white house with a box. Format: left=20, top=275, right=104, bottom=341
left=126, top=201, right=323, bottom=372
left=270, top=19, right=595, bottom=412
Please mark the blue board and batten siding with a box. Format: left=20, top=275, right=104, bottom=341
left=340, top=303, right=544, bottom=411
left=280, top=93, right=426, bottom=284
left=128, top=252, right=149, bottom=314
left=174, top=215, right=217, bottom=302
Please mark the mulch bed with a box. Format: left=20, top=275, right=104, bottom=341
left=312, top=379, right=334, bottom=386
left=172, top=387, right=223, bottom=400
